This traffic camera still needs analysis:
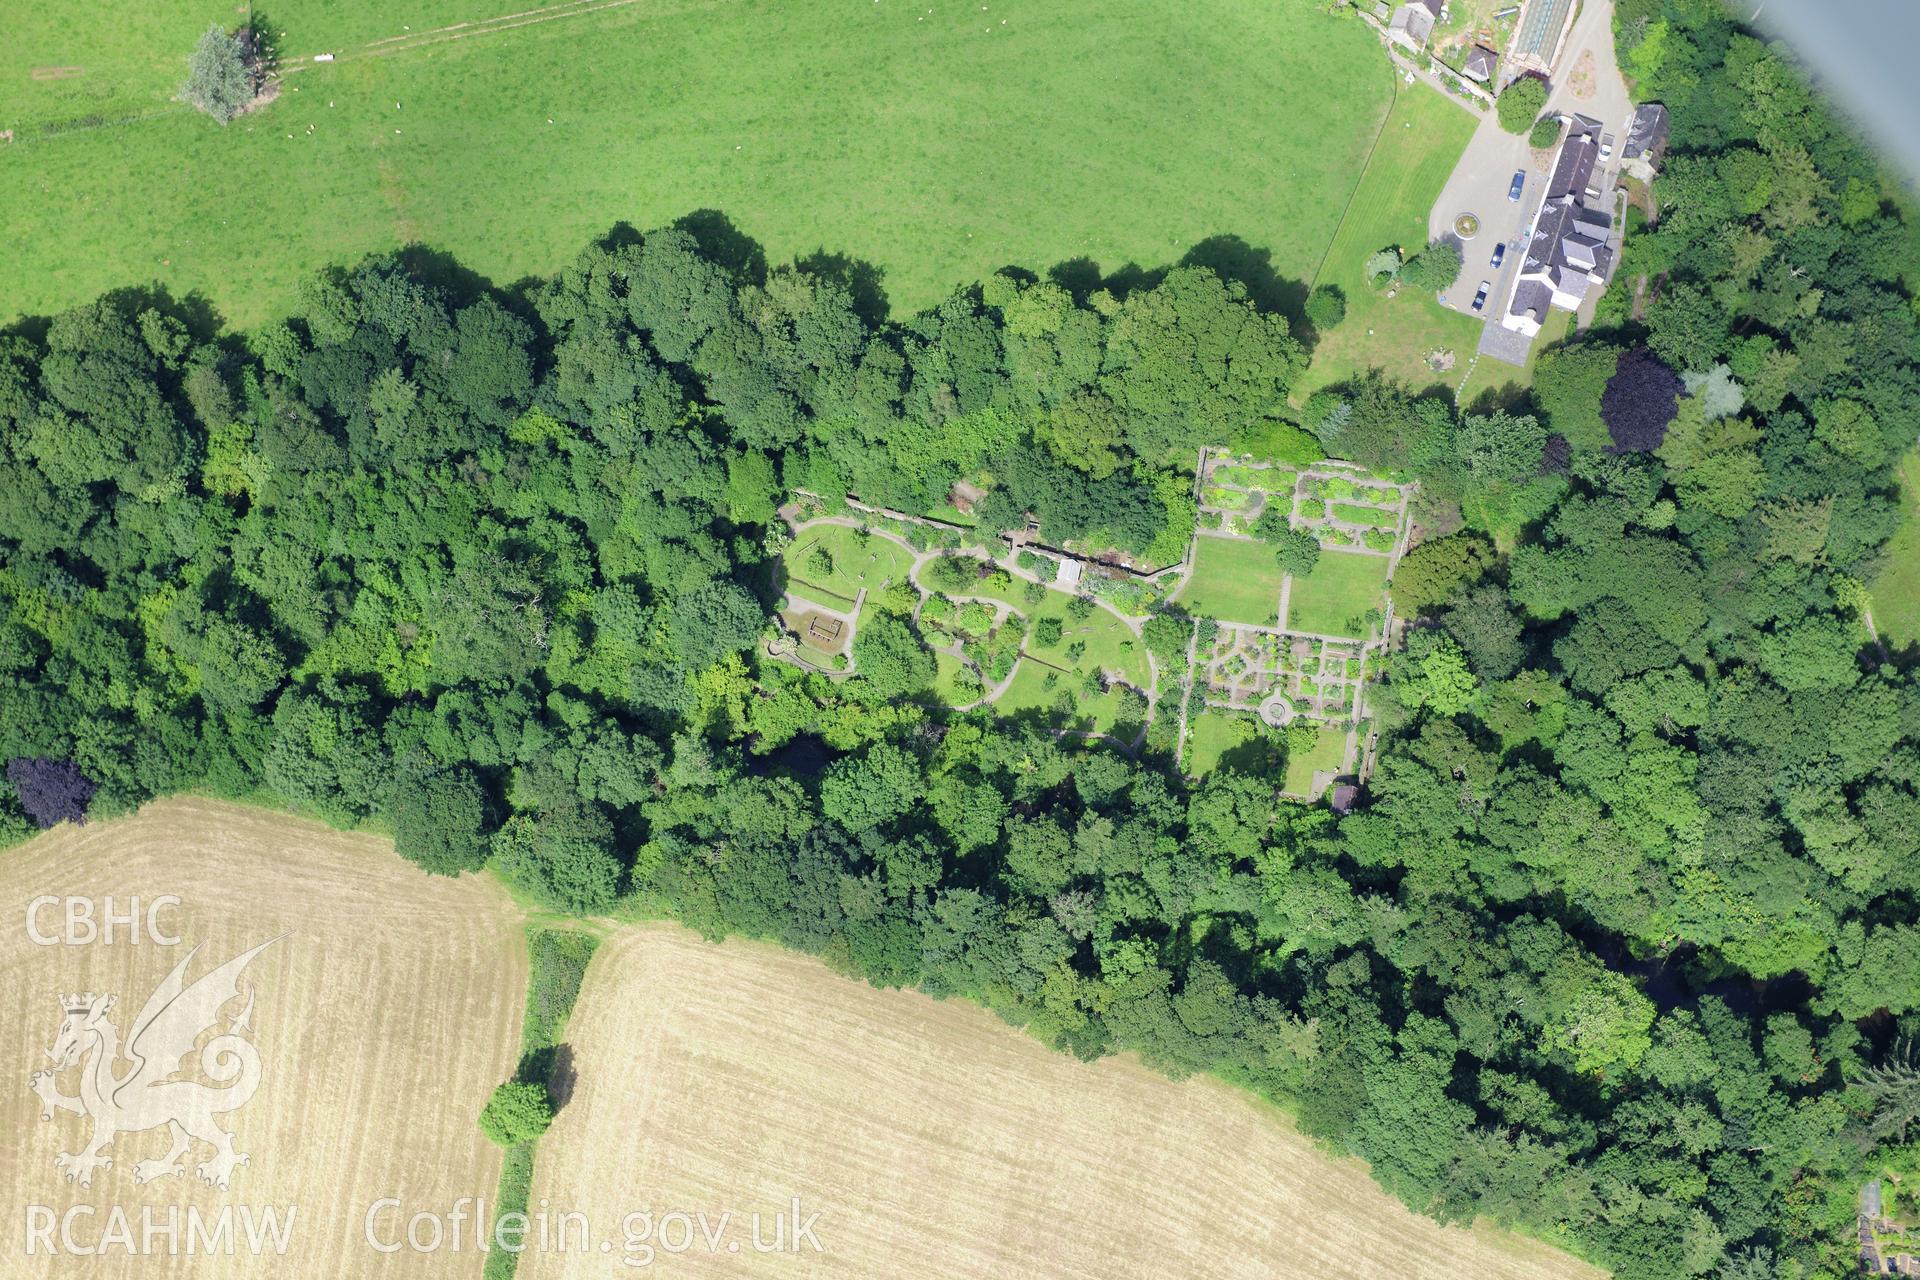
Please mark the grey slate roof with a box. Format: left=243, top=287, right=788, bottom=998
left=1463, top=44, right=1498, bottom=81
left=1623, top=103, right=1671, bottom=165
left=1388, top=5, right=1437, bottom=46
left=1506, top=114, right=1616, bottom=327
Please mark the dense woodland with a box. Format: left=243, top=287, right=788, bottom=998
left=3, top=3, right=1919, bottom=1276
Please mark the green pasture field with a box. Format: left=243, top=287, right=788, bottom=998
left=1179, top=536, right=1285, bottom=628
left=1282, top=722, right=1349, bottom=796
left=1284, top=549, right=1389, bottom=638
left=783, top=525, right=914, bottom=604
left=1, top=0, right=1390, bottom=327
left=1874, top=446, right=1920, bottom=649
left=1299, top=82, right=1482, bottom=395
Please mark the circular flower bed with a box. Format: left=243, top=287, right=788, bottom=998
left=1453, top=212, right=1480, bottom=239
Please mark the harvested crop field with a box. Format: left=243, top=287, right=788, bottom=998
left=0, top=797, right=527, bottom=1277
left=525, top=925, right=1603, bottom=1280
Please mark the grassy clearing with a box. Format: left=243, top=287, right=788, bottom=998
left=1300, top=82, right=1482, bottom=395
left=995, top=659, right=1145, bottom=738
left=1187, top=707, right=1279, bottom=777
left=2, top=0, right=1389, bottom=327
left=1285, top=549, right=1390, bottom=638
left=1020, top=593, right=1150, bottom=687
left=1283, top=722, right=1351, bottom=796
left=932, top=650, right=984, bottom=705
left=783, top=524, right=915, bottom=603
left=1874, top=445, right=1920, bottom=650
left=1180, top=536, right=1286, bottom=627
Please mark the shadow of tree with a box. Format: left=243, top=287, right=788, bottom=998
left=675, top=208, right=767, bottom=286
left=1181, top=234, right=1309, bottom=325
left=1045, top=256, right=1163, bottom=304
left=395, top=243, right=501, bottom=310
left=547, top=1043, right=578, bottom=1111
left=796, top=249, right=891, bottom=326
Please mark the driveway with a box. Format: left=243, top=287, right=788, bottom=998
left=1426, top=0, right=1633, bottom=357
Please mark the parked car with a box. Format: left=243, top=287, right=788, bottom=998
left=1471, top=280, right=1491, bottom=312
left=1508, top=170, right=1526, bottom=201
left=1490, top=242, right=1506, bottom=269
left=1599, top=135, right=1615, bottom=161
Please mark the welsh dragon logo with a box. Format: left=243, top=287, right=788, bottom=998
left=28, top=938, right=280, bottom=1191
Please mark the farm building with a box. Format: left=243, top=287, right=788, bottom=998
left=1621, top=102, right=1671, bottom=182
left=1387, top=0, right=1445, bottom=51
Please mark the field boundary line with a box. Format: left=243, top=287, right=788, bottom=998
left=1305, top=71, right=1402, bottom=293
left=363, top=0, right=615, bottom=47
left=282, top=0, right=657, bottom=71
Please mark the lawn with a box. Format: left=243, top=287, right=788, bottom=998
left=1179, top=536, right=1286, bottom=628
left=1331, top=502, right=1400, bottom=529
left=1300, top=81, right=1483, bottom=395
left=1284, top=549, right=1390, bottom=638
left=995, top=659, right=1146, bottom=739
left=1873, top=445, right=1920, bottom=649
left=932, top=650, right=984, bottom=706
left=783, top=524, right=915, bottom=604
left=1282, top=722, right=1350, bottom=796
left=1187, top=708, right=1279, bottom=778
left=1020, top=594, right=1151, bottom=689
left=1, top=0, right=1391, bottom=327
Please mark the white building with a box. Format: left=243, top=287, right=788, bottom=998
left=1500, top=113, right=1615, bottom=338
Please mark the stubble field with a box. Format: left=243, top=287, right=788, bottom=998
left=0, top=797, right=527, bottom=1277
left=523, top=924, right=1604, bottom=1280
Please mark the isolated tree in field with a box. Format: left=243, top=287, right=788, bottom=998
left=1304, top=285, right=1347, bottom=332
left=1496, top=76, right=1548, bottom=133
left=181, top=25, right=256, bottom=123
left=1364, top=248, right=1403, bottom=288
left=1274, top=525, right=1320, bottom=575
left=478, top=1080, right=553, bottom=1146
left=1400, top=241, right=1463, bottom=294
